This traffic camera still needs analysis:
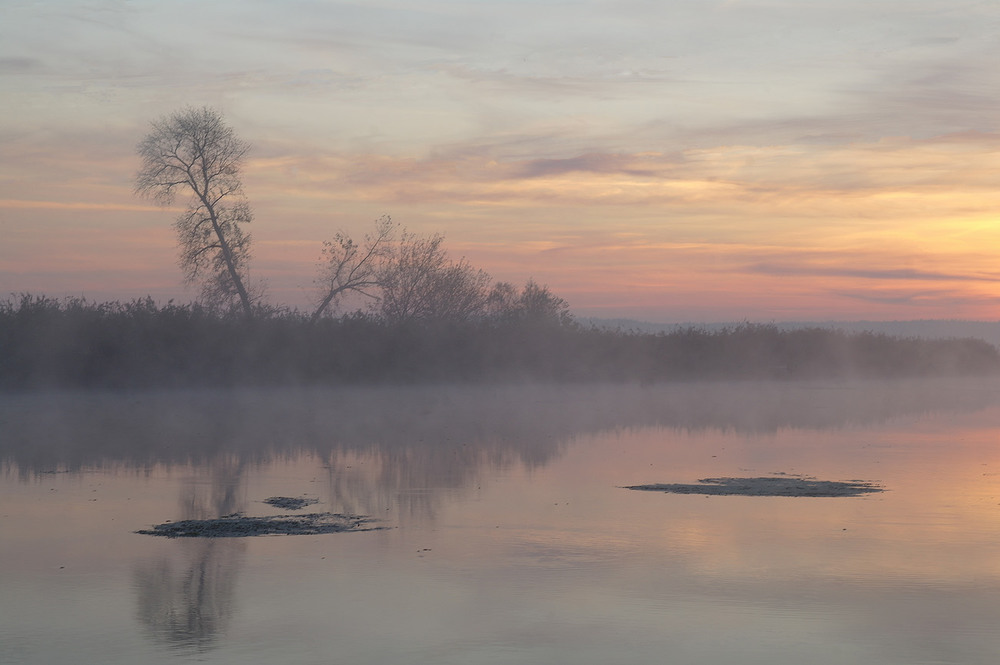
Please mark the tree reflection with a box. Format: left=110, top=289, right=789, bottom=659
left=134, top=540, right=243, bottom=652
left=4, top=379, right=1000, bottom=478
left=133, top=454, right=246, bottom=652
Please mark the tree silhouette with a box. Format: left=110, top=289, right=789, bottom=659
left=312, top=215, right=396, bottom=321
left=135, top=107, right=259, bottom=315
left=377, top=230, right=491, bottom=324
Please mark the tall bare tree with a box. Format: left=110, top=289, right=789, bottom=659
left=311, top=215, right=396, bottom=321
left=135, top=107, right=258, bottom=315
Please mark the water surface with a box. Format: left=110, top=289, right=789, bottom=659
left=3, top=380, right=1000, bottom=664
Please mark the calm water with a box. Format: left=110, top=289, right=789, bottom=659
left=3, top=380, right=1000, bottom=664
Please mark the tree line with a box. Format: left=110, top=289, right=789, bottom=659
left=135, top=106, right=566, bottom=325
left=1, top=294, right=997, bottom=389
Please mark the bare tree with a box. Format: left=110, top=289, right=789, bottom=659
left=377, top=231, right=491, bottom=324
left=311, top=215, right=396, bottom=321
left=376, top=231, right=448, bottom=323
left=135, top=107, right=258, bottom=315
left=314, top=219, right=558, bottom=327
left=517, top=280, right=573, bottom=326
left=422, top=259, right=492, bottom=322
left=485, top=281, right=519, bottom=320
left=483, top=279, right=572, bottom=326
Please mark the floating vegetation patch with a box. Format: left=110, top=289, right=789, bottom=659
left=263, top=496, right=318, bottom=510
left=624, top=476, right=883, bottom=498
left=136, top=513, right=382, bottom=538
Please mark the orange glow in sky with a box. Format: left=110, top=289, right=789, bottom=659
left=2, top=2, right=999, bottom=322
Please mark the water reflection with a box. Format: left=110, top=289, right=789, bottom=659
left=3, top=379, right=998, bottom=477
left=6, top=379, right=994, bottom=530
left=133, top=540, right=243, bottom=652
left=4, top=379, right=1000, bottom=664
left=133, top=455, right=247, bottom=652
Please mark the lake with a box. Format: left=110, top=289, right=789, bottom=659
left=3, top=379, right=1000, bottom=664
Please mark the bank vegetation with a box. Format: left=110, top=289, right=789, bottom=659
left=2, top=293, right=997, bottom=390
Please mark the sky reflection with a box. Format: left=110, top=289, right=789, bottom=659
left=4, top=380, right=1000, bottom=663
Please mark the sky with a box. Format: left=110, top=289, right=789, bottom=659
left=2, top=0, right=1000, bottom=322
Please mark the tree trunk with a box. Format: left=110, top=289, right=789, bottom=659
left=200, top=194, right=253, bottom=317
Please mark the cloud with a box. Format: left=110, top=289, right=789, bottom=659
left=832, top=288, right=986, bottom=307
left=745, top=263, right=1000, bottom=283
left=0, top=199, right=166, bottom=212
left=437, top=63, right=676, bottom=99
left=514, top=153, right=666, bottom=178
left=248, top=131, right=1000, bottom=224
left=855, top=60, right=1000, bottom=137
left=0, top=57, right=42, bottom=73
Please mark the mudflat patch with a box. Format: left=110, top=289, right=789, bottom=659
left=264, top=496, right=319, bottom=510
left=136, top=512, right=382, bottom=537
left=625, top=476, right=883, bottom=497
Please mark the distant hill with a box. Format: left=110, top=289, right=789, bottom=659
left=579, top=318, right=1000, bottom=348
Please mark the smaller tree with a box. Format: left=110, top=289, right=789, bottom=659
left=422, top=259, right=493, bottom=323
left=311, top=215, right=396, bottom=321
left=376, top=231, right=447, bottom=324
left=312, top=218, right=572, bottom=328
left=517, top=280, right=573, bottom=327
left=484, top=280, right=573, bottom=326
left=485, top=281, right=519, bottom=320
left=377, top=231, right=491, bottom=324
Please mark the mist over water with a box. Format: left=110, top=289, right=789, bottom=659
left=4, top=379, right=1000, bottom=664
left=4, top=379, right=997, bottom=474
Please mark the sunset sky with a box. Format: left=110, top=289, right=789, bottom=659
left=3, top=0, right=1000, bottom=322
